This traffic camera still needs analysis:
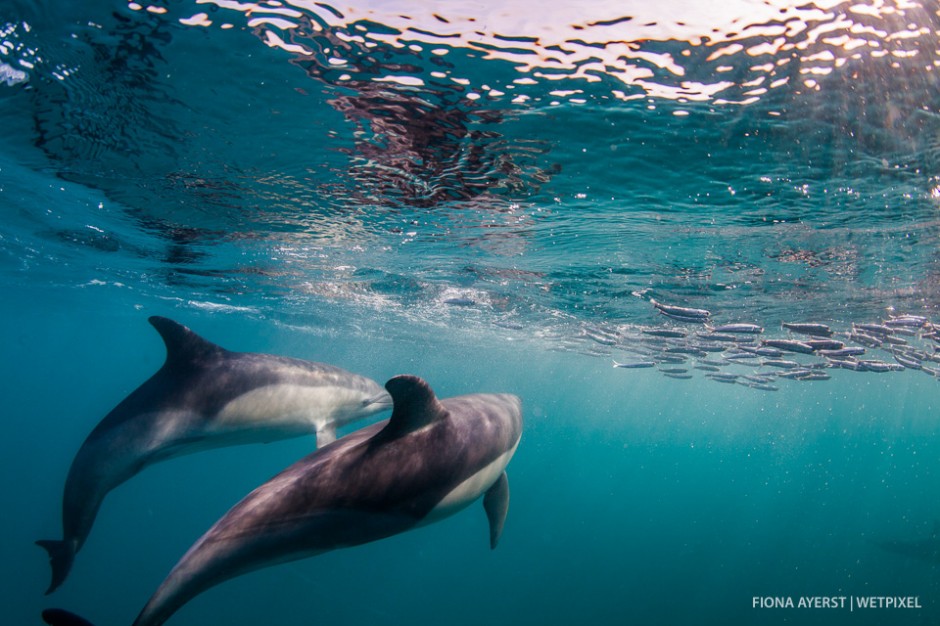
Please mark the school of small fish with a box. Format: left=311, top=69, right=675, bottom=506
left=560, top=302, right=940, bottom=392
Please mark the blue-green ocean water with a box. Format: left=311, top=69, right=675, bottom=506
left=3, top=1, right=940, bottom=625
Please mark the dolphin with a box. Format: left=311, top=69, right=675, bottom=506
left=876, top=522, right=940, bottom=564
left=38, top=316, right=392, bottom=594
left=42, top=375, right=523, bottom=626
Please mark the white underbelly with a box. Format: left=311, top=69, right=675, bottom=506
left=212, top=384, right=362, bottom=432
left=423, top=440, right=519, bottom=524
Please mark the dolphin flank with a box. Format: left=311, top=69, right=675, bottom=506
left=42, top=374, right=523, bottom=626
left=38, top=316, right=392, bottom=594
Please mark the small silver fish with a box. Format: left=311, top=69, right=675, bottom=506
left=782, top=322, right=833, bottom=337
left=708, top=323, right=763, bottom=334
left=893, top=354, right=922, bottom=370
left=761, top=339, right=815, bottom=354
left=817, top=347, right=866, bottom=358
left=657, top=310, right=710, bottom=324
left=796, top=371, right=831, bottom=381
left=612, top=360, right=656, bottom=369
left=642, top=328, right=687, bottom=338
left=921, top=365, right=940, bottom=378
left=697, top=359, right=728, bottom=367
left=846, top=332, right=882, bottom=348
left=651, top=299, right=711, bottom=319
left=776, top=369, right=815, bottom=379
left=881, top=335, right=909, bottom=346
left=696, top=332, right=740, bottom=343
left=754, top=347, right=785, bottom=358
left=742, top=374, right=776, bottom=384
left=666, top=346, right=707, bottom=356
left=858, top=360, right=902, bottom=373
left=738, top=380, right=779, bottom=391
left=691, top=343, right=727, bottom=353
left=885, top=315, right=928, bottom=327
left=708, top=372, right=739, bottom=380
left=828, top=359, right=862, bottom=371
left=657, top=354, right=689, bottom=364
left=806, top=339, right=844, bottom=351
left=694, top=365, right=721, bottom=372
left=760, top=359, right=800, bottom=369
left=583, top=327, right=619, bottom=346
left=853, top=323, right=893, bottom=336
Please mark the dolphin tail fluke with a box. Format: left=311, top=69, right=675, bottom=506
left=483, top=471, right=510, bottom=549
left=42, top=608, right=96, bottom=626
left=36, top=539, right=75, bottom=595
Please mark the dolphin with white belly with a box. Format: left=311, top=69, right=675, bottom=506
left=38, top=316, right=392, bottom=594
left=42, top=375, right=522, bottom=626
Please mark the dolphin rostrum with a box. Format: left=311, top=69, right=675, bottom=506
left=42, top=374, right=522, bottom=626
left=38, top=316, right=392, bottom=594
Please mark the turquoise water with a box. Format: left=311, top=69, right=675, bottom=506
left=3, top=1, right=940, bottom=624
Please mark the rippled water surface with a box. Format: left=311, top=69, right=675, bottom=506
left=3, top=1, right=940, bottom=625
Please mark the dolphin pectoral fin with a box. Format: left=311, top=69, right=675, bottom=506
left=42, top=608, right=96, bottom=626
left=36, top=539, right=75, bottom=595
left=316, top=424, right=337, bottom=448
left=483, top=471, right=510, bottom=550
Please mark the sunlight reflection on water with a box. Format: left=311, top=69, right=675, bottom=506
left=167, top=0, right=940, bottom=105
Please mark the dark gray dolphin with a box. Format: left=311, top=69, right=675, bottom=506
left=38, top=316, right=392, bottom=594
left=876, top=522, right=940, bottom=564
left=43, top=375, right=522, bottom=626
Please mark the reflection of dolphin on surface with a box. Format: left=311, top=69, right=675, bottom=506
left=42, top=375, right=523, bottom=626
left=38, top=316, right=392, bottom=595
left=877, top=522, right=940, bottom=565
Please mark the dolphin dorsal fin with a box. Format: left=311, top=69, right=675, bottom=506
left=378, top=375, right=449, bottom=440
left=148, top=316, right=225, bottom=368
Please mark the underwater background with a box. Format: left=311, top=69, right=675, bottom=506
left=3, top=0, right=940, bottom=624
